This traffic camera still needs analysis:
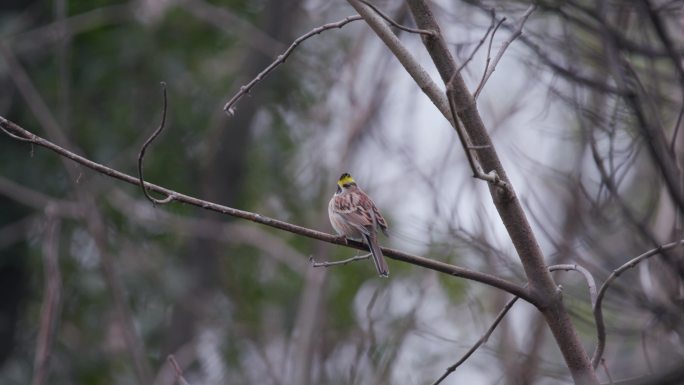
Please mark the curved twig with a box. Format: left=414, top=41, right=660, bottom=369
left=549, top=263, right=598, bottom=306
left=223, top=15, right=362, bottom=115
left=591, top=239, right=684, bottom=368
left=0, top=116, right=535, bottom=305
left=137, top=82, right=173, bottom=205
left=359, top=0, right=434, bottom=36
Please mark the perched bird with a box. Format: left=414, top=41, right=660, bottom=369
left=328, top=172, right=389, bottom=277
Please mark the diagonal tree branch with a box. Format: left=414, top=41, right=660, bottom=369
left=0, top=116, right=535, bottom=304
left=346, top=0, right=453, bottom=125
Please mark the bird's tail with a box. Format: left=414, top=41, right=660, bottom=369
left=364, top=233, right=389, bottom=278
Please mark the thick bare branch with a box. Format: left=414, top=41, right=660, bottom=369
left=378, top=1, right=601, bottom=383
left=346, top=0, right=453, bottom=125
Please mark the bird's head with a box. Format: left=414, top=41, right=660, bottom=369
left=336, top=172, right=357, bottom=192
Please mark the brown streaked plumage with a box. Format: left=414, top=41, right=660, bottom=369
left=328, top=172, right=389, bottom=277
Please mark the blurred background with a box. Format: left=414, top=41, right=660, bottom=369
left=0, top=0, right=683, bottom=384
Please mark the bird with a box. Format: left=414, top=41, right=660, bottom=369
left=328, top=172, right=389, bottom=277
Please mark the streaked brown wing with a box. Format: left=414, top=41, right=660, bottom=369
left=372, top=204, right=389, bottom=235
left=333, top=193, right=373, bottom=235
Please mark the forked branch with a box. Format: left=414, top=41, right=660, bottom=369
left=446, top=74, right=510, bottom=194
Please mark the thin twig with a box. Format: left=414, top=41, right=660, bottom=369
left=138, top=82, right=173, bottom=205
left=473, top=16, right=506, bottom=99
left=167, top=355, right=191, bottom=385
left=549, top=264, right=598, bottom=306
left=591, top=239, right=684, bottom=368
left=473, top=5, right=536, bottom=99
left=359, top=0, right=434, bottom=36
left=431, top=295, right=520, bottom=385
left=0, top=116, right=535, bottom=304
left=309, top=253, right=371, bottom=268
left=223, top=15, right=362, bottom=115
left=640, top=324, right=654, bottom=374
left=670, top=105, right=684, bottom=153
left=454, top=9, right=497, bottom=75
left=32, top=214, right=62, bottom=385
left=600, top=358, right=614, bottom=385
left=431, top=262, right=596, bottom=385
left=446, top=74, right=510, bottom=193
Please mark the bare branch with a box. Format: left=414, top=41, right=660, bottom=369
left=359, top=0, right=434, bottom=36
left=402, top=2, right=600, bottom=382
left=138, top=82, right=173, bottom=205
left=31, top=215, right=62, bottom=385
left=167, top=355, right=191, bottom=385
left=641, top=326, right=654, bottom=374
left=600, top=358, right=614, bottom=385
left=0, top=176, right=82, bottom=217
left=446, top=74, right=511, bottom=193
left=431, top=295, right=520, bottom=385
left=310, top=253, right=371, bottom=268
left=549, top=264, right=598, bottom=306
left=432, top=262, right=597, bottom=385
left=454, top=9, right=497, bottom=75
left=473, top=5, right=536, bottom=100
left=0, top=116, right=535, bottom=304
left=473, top=16, right=506, bottom=100
left=347, top=0, right=453, bottom=125
left=671, top=106, right=684, bottom=153
left=591, top=239, right=684, bottom=368
left=222, top=15, right=362, bottom=115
